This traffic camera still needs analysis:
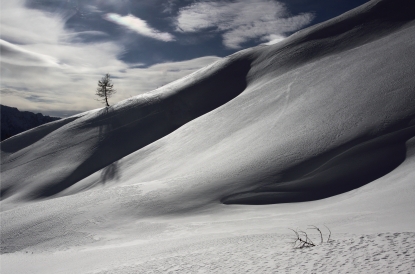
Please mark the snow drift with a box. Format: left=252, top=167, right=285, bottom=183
left=1, top=0, right=415, bottom=267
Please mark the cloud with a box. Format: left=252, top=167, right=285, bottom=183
left=117, top=56, right=221, bottom=94
left=0, top=0, right=65, bottom=45
left=0, top=39, right=60, bottom=67
left=0, top=1, right=218, bottom=117
left=0, top=88, right=19, bottom=95
left=175, top=0, right=313, bottom=49
left=24, top=94, right=57, bottom=104
left=84, top=4, right=103, bottom=14
left=162, top=0, right=179, bottom=14
left=104, top=13, right=175, bottom=42
left=260, top=34, right=285, bottom=45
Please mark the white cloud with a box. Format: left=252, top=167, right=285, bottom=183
left=84, top=4, right=103, bottom=14
left=104, top=13, right=175, bottom=42
left=0, top=40, right=60, bottom=67
left=260, top=34, right=285, bottom=45
left=175, top=0, right=313, bottom=49
left=0, top=0, right=65, bottom=45
left=0, top=1, right=218, bottom=117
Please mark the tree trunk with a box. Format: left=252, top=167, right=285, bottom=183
left=104, top=87, right=109, bottom=107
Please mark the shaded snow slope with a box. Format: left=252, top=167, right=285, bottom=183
left=1, top=0, right=415, bottom=263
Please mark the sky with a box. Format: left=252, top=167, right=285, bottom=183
left=1, top=0, right=368, bottom=117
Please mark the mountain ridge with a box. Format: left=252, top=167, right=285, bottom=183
left=0, top=104, right=60, bottom=142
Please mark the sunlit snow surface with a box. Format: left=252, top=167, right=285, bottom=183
left=1, top=0, right=415, bottom=273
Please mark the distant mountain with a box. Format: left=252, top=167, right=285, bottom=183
left=0, top=105, right=60, bottom=141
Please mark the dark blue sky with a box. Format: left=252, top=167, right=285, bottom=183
left=25, top=0, right=368, bottom=66
left=1, top=0, right=368, bottom=116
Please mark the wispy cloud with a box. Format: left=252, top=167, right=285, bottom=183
left=104, top=13, right=175, bottom=42
left=162, top=0, right=179, bottom=14
left=175, top=0, right=313, bottom=49
left=0, top=40, right=60, bottom=67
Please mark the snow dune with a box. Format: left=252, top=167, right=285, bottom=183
left=1, top=0, right=415, bottom=273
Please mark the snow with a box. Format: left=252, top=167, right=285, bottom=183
left=3, top=232, right=415, bottom=273
left=1, top=0, right=415, bottom=273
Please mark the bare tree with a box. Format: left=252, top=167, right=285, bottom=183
left=96, top=73, right=116, bottom=107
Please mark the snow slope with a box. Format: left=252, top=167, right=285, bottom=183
left=1, top=0, right=415, bottom=273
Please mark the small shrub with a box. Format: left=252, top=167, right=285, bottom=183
left=289, top=225, right=332, bottom=248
